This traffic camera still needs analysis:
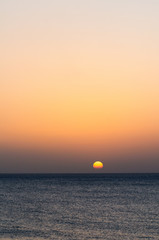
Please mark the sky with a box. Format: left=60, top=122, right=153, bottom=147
left=0, top=0, right=159, bottom=173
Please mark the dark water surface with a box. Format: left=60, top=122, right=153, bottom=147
left=0, top=174, right=159, bottom=240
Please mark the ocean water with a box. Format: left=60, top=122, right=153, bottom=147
left=0, top=174, right=159, bottom=240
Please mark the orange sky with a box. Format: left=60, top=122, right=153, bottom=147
left=0, top=0, right=159, bottom=172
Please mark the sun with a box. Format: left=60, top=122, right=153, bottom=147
left=93, top=161, right=103, bottom=169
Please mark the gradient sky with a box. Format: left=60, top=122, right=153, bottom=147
left=1, top=0, right=159, bottom=173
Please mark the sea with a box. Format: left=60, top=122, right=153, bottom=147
left=0, top=174, right=159, bottom=240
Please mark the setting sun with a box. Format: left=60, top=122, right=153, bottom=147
left=93, top=161, right=103, bottom=169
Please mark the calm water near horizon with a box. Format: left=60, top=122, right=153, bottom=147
left=0, top=173, right=159, bottom=240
